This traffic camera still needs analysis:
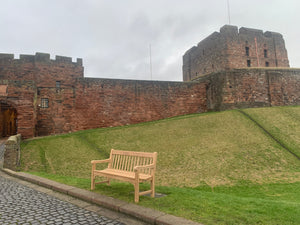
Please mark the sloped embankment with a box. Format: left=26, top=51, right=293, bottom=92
left=20, top=106, right=300, bottom=187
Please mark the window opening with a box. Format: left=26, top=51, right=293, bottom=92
left=247, top=60, right=251, bottom=67
left=264, top=49, right=268, bottom=58
left=265, top=61, right=269, bottom=67
left=56, top=81, right=61, bottom=88
left=41, top=98, right=49, bottom=108
left=245, top=47, right=249, bottom=56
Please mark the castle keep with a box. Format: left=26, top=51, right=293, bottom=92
left=183, top=25, right=290, bottom=81
left=0, top=25, right=299, bottom=139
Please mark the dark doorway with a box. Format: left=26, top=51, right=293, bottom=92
left=0, top=102, right=17, bottom=137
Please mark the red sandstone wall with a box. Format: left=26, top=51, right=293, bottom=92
left=0, top=53, right=83, bottom=87
left=0, top=80, right=36, bottom=138
left=199, top=68, right=300, bottom=110
left=36, top=79, right=207, bottom=136
left=0, top=54, right=36, bottom=81
left=268, top=70, right=300, bottom=106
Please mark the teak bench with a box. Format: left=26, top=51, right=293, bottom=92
left=91, top=149, right=157, bottom=203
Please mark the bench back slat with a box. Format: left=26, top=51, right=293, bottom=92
left=109, top=149, right=157, bottom=174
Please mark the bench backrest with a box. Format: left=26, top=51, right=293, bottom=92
left=108, top=149, right=157, bottom=175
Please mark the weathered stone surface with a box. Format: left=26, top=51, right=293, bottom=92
left=3, top=134, right=21, bottom=170
left=196, top=68, right=300, bottom=111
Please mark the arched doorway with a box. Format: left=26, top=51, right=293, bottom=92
left=0, top=102, right=17, bottom=137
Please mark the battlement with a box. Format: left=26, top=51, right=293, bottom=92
left=220, top=25, right=283, bottom=38
left=0, top=52, right=82, bottom=66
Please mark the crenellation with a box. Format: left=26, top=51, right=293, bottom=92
left=35, top=52, right=51, bottom=62
left=0, top=52, right=82, bottom=66
left=76, top=58, right=83, bottom=66
left=220, top=24, right=238, bottom=36
left=0, top=54, right=14, bottom=63
left=239, top=27, right=263, bottom=36
left=55, top=55, right=72, bottom=63
left=264, top=31, right=282, bottom=38
left=19, top=54, right=35, bottom=63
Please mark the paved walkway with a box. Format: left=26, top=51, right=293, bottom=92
left=0, top=171, right=148, bottom=225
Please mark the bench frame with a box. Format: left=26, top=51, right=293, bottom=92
left=91, top=149, right=157, bottom=203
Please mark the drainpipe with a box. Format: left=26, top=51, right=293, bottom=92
left=255, top=37, right=260, bottom=67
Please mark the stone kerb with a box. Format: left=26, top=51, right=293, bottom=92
left=3, top=134, right=21, bottom=171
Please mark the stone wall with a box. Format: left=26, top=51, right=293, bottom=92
left=195, top=68, right=300, bottom=110
left=3, top=134, right=21, bottom=171
left=0, top=52, right=83, bottom=87
left=37, top=78, right=207, bottom=135
left=0, top=80, right=36, bottom=138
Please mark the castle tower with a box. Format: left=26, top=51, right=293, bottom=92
left=182, top=25, right=290, bottom=81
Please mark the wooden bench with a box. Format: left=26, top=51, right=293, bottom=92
left=91, top=149, right=157, bottom=203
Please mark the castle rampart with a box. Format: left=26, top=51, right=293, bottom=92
left=0, top=52, right=84, bottom=88
left=0, top=52, right=82, bottom=65
left=194, top=68, right=300, bottom=111
left=36, top=78, right=207, bottom=136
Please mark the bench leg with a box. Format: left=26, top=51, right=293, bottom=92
left=91, top=173, right=95, bottom=190
left=151, top=178, right=155, bottom=198
left=134, top=182, right=139, bottom=203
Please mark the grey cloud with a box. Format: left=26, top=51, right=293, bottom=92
left=1, top=0, right=300, bottom=81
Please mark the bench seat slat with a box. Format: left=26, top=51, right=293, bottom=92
left=94, top=169, right=152, bottom=181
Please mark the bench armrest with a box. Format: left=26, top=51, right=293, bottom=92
left=91, top=159, right=111, bottom=164
left=134, top=163, right=155, bottom=172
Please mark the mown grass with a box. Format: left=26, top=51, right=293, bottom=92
left=27, top=172, right=300, bottom=225
left=243, top=106, right=300, bottom=159
left=20, top=106, right=300, bottom=224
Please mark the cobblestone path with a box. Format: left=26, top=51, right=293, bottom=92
left=0, top=174, right=127, bottom=225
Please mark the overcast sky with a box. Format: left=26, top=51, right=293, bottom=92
left=1, top=0, right=299, bottom=81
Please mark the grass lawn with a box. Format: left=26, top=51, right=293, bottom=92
left=243, top=106, right=300, bottom=159
left=20, top=106, right=300, bottom=224
left=27, top=172, right=300, bottom=225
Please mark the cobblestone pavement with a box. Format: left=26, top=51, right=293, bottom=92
left=0, top=175, right=126, bottom=225
left=0, top=172, right=147, bottom=225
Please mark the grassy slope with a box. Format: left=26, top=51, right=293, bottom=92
left=243, top=106, right=300, bottom=158
left=20, top=106, right=300, bottom=224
